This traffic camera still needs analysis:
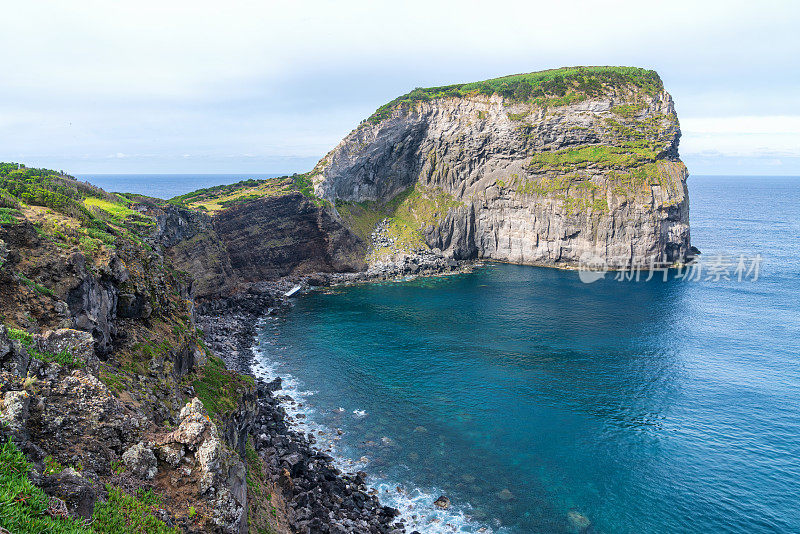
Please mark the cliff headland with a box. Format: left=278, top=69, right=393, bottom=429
left=0, top=66, right=692, bottom=534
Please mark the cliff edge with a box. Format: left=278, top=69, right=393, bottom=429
left=313, top=66, right=692, bottom=269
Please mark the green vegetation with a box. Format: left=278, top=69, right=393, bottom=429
left=246, top=437, right=280, bottom=534
left=607, top=161, right=683, bottom=199
left=510, top=159, right=682, bottom=215
left=123, top=337, right=175, bottom=375
left=43, top=456, right=65, bottom=476
left=191, top=355, right=254, bottom=421
left=0, top=207, right=22, bottom=225
left=506, top=112, right=529, bottom=121
left=336, top=184, right=462, bottom=258
left=513, top=174, right=610, bottom=215
left=83, top=197, right=141, bottom=222
left=17, top=274, right=55, bottom=297
left=0, top=438, right=93, bottom=533
left=91, top=486, right=179, bottom=534
left=7, top=327, right=84, bottom=368
left=526, top=143, right=658, bottom=171
left=98, top=370, right=126, bottom=394
left=245, top=438, right=263, bottom=496
left=0, top=164, right=112, bottom=230
left=532, top=92, right=587, bottom=108
left=0, top=163, right=160, bottom=254
left=1, top=438, right=178, bottom=534
left=611, top=103, right=645, bottom=118
left=170, top=172, right=329, bottom=213
left=171, top=177, right=294, bottom=212
left=392, top=185, right=463, bottom=229
left=367, top=66, right=662, bottom=123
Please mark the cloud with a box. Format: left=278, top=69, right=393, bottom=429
left=1, top=0, right=799, bottom=173
left=681, top=116, right=800, bottom=158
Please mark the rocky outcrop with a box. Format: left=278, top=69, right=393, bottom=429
left=0, top=324, right=255, bottom=534
left=156, top=204, right=239, bottom=299
left=313, top=68, right=692, bottom=269
left=153, top=398, right=249, bottom=534
left=212, top=193, right=365, bottom=282
left=159, top=194, right=365, bottom=301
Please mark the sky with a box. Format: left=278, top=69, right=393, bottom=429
left=1, top=0, right=799, bottom=176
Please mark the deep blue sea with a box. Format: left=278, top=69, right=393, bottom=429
left=249, top=176, right=800, bottom=533
left=75, top=173, right=284, bottom=199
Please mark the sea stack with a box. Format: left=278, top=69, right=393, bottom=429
left=312, top=66, right=691, bottom=269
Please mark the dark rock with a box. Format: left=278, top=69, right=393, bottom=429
left=39, top=468, right=98, bottom=519
left=433, top=495, right=450, bottom=509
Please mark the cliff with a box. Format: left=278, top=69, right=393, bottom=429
left=0, top=166, right=267, bottom=534
left=161, top=179, right=364, bottom=300
left=0, top=165, right=403, bottom=534
left=313, top=66, right=692, bottom=269
left=0, top=66, right=696, bottom=534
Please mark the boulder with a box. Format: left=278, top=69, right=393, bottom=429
left=433, top=495, right=450, bottom=509
left=40, top=467, right=98, bottom=519
left=0, top=389, right=30, bottom=432
left=122, top=441, right=158, bottom=480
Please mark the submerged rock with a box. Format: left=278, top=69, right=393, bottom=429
left=567, top=510, right=591, bottom=531
left=433, top=495, right=451, bottom=509
left=497, top=488, right=514, bottom=501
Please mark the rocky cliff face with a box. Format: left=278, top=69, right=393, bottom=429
left=212, top=193, right=364, bottom=282
left=0, top=167, right=265, bottom=533
left=156, top=194, right=365, bottom=300
left=313, top=67, right=692, bottom=269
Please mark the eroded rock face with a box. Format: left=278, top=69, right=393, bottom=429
left=314, top=82, right=692, bottom=268
left=156, top=205, right=239, bottom=299
left=212, top=193, right=365, bottom=281
left=155, top=397, right=249, bottom=534
left=28, top=368, right=147, bottom=466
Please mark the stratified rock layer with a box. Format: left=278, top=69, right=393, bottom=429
left=314, top=71, right=691, bottom=268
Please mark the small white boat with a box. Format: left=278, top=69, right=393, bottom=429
left=284, top=285, right=302, bottom=297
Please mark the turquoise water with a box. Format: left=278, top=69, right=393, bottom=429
left=255, top=176, right=800, bottom=533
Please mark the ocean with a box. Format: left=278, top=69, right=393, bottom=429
left=248, top=176, right=800, bottom=533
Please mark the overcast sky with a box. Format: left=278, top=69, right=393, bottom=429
left=2, top=0, right=799, bottom=175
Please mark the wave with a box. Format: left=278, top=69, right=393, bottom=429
left=250, top=319, right=503, bottom=533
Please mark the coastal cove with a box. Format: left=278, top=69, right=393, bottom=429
left=2, top=2, right=799, bottom=531
left=250, top=175, right=800, bottom=533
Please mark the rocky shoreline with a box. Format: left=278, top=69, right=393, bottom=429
left=198, top=281, right=409, bottom=534
left=195, top=259, right=479, bottom=534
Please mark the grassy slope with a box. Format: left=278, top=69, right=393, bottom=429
left=0, top=438, right=179, bottom=534
left=367, top=66, right=663, bottom=123
left=169, top=172, right=327, bottom=214
left=335, top=184, right=464, bottom=259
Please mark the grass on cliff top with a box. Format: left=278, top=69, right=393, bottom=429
left=0, top=438, right=177, bottom=534
left=170, top=172, right=327, bottom=214
left=0, top=162, right=158, bottom=252
left=83, top=197, right=141, bottom=222
left=367, top=66, right=662, bottom=124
